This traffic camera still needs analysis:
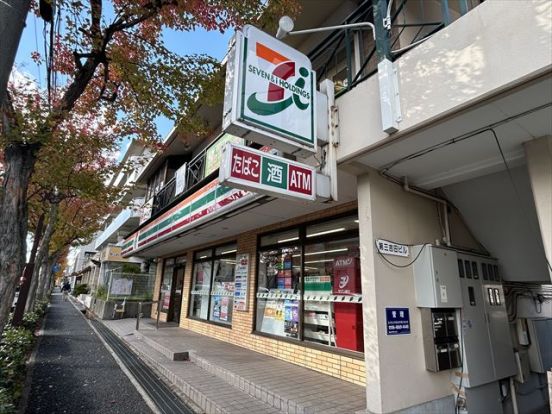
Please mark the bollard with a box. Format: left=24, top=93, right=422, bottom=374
left=136, top=302, right=142, bottom=330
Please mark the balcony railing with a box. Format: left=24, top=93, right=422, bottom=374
left=152, top=177, right=176, bottom=216
left=309, top=0, right=482, bottom=97
left=149, top=144, right=212, bottom=218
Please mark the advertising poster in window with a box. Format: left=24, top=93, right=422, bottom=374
left=284, top=300, right=299, bottom=338
left=233, top=253, right=249, bottom=311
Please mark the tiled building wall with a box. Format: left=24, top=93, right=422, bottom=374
left=156, top=202, right=366, bottom=385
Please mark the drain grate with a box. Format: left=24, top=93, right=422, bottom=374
left=91, top=320, right=195, bottom=414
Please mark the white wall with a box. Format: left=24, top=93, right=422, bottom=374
left=337, top=0, right=552, bottom=163
left=358, top=169, right=480, bottom=413
left=443, top=167, right=549, bottom=282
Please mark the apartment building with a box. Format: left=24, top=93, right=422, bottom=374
left=120, top=1, right=552, bottom=413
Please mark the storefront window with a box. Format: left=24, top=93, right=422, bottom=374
left=189, top=243, right=236, bottom=325
left=256, top=245, right=301, bottom=339
left=256, top=215, right=363, bottom=353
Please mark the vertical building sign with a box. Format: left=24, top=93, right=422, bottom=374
left=234, top=253, right=249, bottom=311
left=223, top=25, right=317, bottom=156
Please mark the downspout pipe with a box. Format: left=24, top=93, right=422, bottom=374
left=403, top=177, right=451, bottom=247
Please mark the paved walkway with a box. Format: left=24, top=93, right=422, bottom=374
left=24, top=294, right=153, bottom=414
left=105, top=318, right=366, bottom=414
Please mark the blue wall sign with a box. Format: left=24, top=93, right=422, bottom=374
left=386, top=307, right=411, bottom=335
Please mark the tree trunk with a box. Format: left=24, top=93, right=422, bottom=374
left=34, top=256, right=49, bottom=304
left=25, top=202, right=58, bottom=312
left=11, top=212, right=44, bottom=325
left=0, top=0, right=32, bottom=102
left=0, top=142, right=40, bottom=335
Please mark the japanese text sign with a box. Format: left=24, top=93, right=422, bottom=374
left=219, top=143, right=316, bottom=201
left=386, top=307, right=411, bottom=335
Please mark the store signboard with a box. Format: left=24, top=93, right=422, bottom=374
left=204, top=133, right=244, bottom=177
left=219, top=143, right=316, bottom=201
left=223, top=25, right=317, bottom=156
left=233, top=253, right=249, bottom=311
left=385, top=307, right=411, bottom=335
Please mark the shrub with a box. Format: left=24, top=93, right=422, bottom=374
left=34, top=300, right=49, bottom=316
left=0, top=326, right=34, bottom=407
left=95, top=285, right=107, bottom=301
left=20, top=311, right=41, bottom=332
left=0, top=387, right=15, bottom=414
left=72, top=284, right=90, bottom=297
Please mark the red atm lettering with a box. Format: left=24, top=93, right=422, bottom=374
left=288, top=165, right=312, bottom=195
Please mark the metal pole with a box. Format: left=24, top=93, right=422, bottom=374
left=373, top=0, right=391, bottom=61
left=136, top=302, right=142, bottom=330
left=0, top=0, right=31, bottom=103
left=156, top=305, right=160, bottom=330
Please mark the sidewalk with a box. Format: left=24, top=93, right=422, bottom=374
left=103, top=317, right=366, bottom=414
left=24, top=294, right=153, bottom=414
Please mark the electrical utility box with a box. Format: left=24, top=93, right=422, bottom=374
left=527, top=318, right=552, bottom=373
left=421, top=308, right=462, bottom=372
left=456, top=252, right=517, bottom=388
left=412, top=245, right=463, bottom=308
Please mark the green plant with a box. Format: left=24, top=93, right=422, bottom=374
left=33, top=300, right=49, bottom=316
left=20, top=311, right=41, bottom=332
left=0, top=387, right=15, bottom=414
left=72, top=284, right=90, bottom=297
left=0, top=326, right=34, bottom=406
left=121, top=263, right=141, bottom=274
left=95, top=285, right=108, bottom=301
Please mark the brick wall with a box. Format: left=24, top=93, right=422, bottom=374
left=157, top=202, right=366, bottom=386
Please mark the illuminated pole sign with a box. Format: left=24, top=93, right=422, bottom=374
left=223, top=25, right=317, bottom=157
left=219, top=143, right=316, bottom=201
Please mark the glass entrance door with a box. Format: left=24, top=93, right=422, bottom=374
left=171, top=265, right=185, bottom=323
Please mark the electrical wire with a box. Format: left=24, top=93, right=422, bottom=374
left=374, top=241, right=428, bottom=268
left=455, top=308, right=465, bottom=414
left=380, top=102, right=552, bottom=175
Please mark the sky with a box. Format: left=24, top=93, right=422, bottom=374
left=15, top=7, right=232, bottom=267
left=14, top=9, right=232, bottom=161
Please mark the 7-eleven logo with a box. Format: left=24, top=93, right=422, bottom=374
left=246, top=42, right=311, bottom=116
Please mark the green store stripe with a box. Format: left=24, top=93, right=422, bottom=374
left=137, top=184, right=234, bottom=242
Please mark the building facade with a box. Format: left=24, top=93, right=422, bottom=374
left=121, top=1, right=552, bottom=413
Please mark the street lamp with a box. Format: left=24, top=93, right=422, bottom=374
left=275, top=16, right=376, bottom=40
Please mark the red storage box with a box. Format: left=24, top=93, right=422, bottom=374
left=334, top=303, right=363, bottom=351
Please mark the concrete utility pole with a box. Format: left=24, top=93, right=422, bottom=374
left=0, top=0, right=32, bottom=103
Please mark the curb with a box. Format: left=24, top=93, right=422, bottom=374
left=16, top=297, right=53, bottom=414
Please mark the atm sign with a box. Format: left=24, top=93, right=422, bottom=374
left=220, top=143, right=316, bottom=201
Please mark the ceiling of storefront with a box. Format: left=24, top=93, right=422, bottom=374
left=352, top=74, right=552, bottom=190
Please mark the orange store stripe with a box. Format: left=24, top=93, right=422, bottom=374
left=256, top=42, right=289, bottom=64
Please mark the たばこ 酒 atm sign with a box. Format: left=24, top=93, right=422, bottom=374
left=223, top=25, right=316, bottom=156
left=219, top=143, right=316, bottom=201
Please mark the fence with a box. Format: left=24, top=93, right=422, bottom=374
left=105, top=270, right=156, bottom=302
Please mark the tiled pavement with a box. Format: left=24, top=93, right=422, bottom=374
left=103, top=318, right=366, bottom=414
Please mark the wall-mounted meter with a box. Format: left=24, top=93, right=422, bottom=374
left=421, top=308, right=462, bottom=372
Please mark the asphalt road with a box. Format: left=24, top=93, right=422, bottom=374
left=24, top=293, right=153, bottom=414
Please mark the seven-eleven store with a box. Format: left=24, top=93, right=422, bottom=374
left=121, top=127, right=366, bottom=385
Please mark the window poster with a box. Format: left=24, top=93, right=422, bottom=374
left=220, top=297, right=229, bottom=321
left=233, top=253, right=249, bottom=311
left=284, top=300, right=299, bottom=338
